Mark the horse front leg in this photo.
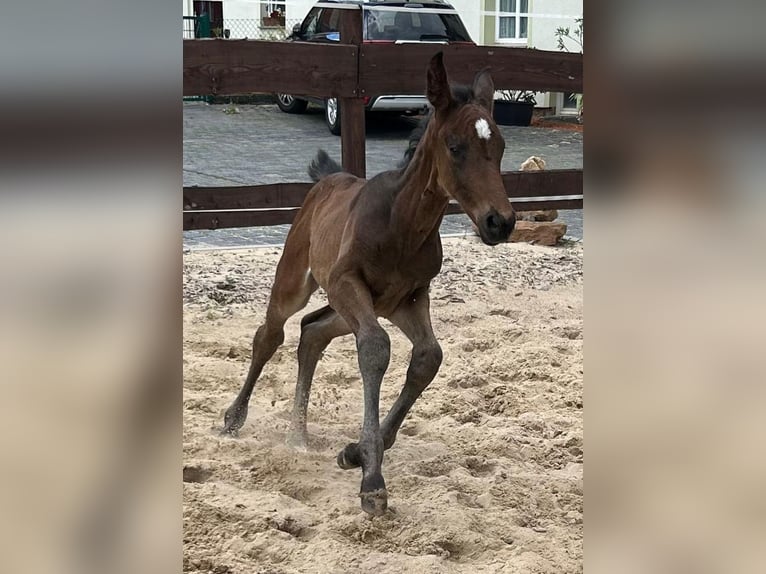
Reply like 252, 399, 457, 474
381, 287, 442, 450
328, 272, 390, 516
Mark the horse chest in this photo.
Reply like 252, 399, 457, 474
366, 242, 442, 314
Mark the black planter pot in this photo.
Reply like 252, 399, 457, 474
493, 100, 534, 126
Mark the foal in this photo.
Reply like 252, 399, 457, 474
223, 53, 516, 515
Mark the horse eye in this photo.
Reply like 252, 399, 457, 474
448, 143, 460, 155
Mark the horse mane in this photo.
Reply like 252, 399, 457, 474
398, 84, 476, 169
306, 84, 478, 182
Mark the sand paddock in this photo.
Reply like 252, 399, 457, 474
183, 237, 583, 573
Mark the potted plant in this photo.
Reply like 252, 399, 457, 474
263, 9, 286, 28
493, 90, 537, 126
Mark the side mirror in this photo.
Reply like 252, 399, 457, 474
291, 23, 302, 38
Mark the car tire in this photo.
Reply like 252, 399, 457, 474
325, 98, 341, 135
276, 93, 308, 114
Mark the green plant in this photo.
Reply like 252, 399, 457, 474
495, 90, 537, 105
555, 18, 583, 118
555, 18, 583, 52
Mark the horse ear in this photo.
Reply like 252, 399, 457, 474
472, 68, 495, 114
426, 52, 452, 112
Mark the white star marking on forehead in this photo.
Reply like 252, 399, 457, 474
475, 118, 492, 140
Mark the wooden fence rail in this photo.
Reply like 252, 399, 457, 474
183, 170, 582, 231
182, 41, 582, 98
183, 6, 583, 230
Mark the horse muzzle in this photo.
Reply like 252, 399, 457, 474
478, 208, 515, 246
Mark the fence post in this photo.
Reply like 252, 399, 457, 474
339, 7, 365, 178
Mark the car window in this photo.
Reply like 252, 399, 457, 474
301, 7, 321, 38
317, 8, 340, 34
327, 8, 341, 32
364, 9, 472, 42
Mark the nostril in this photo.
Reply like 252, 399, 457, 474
486, 213, 502, 230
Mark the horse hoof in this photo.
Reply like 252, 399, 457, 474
286, 430, 308, 450
360, 488, 388, 516
336, 443, 361, 469
222, 405, 247, 436
220, 424, 240, 437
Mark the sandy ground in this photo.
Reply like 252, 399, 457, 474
183, 237, 583, 574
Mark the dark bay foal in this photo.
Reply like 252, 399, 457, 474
222, 53, 516, 515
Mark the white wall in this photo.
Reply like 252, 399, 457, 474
449, 0, 482, 44
527, 0, 582, 52
181, 1, 581, 44
221, 0, 265, 20
286, 0, 315, 23
529, 1, 581, 110
182, 1, 296, 21
438, 1, 583, 51
476, 0, 581, 110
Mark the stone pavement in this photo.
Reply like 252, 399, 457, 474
183, 102, 582, 248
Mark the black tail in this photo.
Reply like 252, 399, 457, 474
308, 149, 343, 182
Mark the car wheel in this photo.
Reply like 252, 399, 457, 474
276, 93, 308, 114
325, 98, 341, 135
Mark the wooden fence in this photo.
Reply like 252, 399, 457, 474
183, 7, 582, 230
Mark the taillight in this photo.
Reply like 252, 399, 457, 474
363, 96, 371, 106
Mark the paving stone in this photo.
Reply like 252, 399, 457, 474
183, 102, 582, 248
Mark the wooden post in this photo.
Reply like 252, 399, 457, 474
339, 7, 365, 178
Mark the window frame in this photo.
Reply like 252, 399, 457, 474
495, 0, 530, 45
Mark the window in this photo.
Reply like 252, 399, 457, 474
260, 2, 285, 18
193, 1, 224, 38
265, 2, 285, 14
363, 9, 471, 42
562, 92, 578, 110
317, 8, 340, 34
497, 0, 529, 42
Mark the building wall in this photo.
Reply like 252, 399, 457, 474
182, 0, 290, 19
448, 0, 482, 43
477, 0, 582, 48
183, 0, 581, 47
221, 0, 262, 20
528, 0, 582, 52
479, 0, 581, 111
286, 0, 315, 23
183, 1, 294, 39
182, 1, 580, 112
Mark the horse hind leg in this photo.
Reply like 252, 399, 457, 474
221, 235, 316, 436
287, 305, 351, 449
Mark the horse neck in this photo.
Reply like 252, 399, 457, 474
391, 125, 449, 248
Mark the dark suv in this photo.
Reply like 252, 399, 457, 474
276, 0, 473, 134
